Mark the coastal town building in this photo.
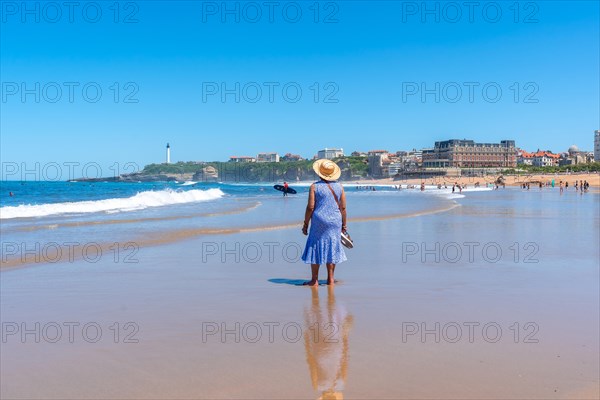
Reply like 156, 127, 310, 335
517, 149, 534, 165
422, 139, 517, 168
410, 149, 424, 162
367, 150, 391, 178
518, 150, 562, 167
595, 130, 600, 162
385, 150, 422, 175
256, 152, 280, 163
533, 151, 560, 167
388, 162, 403, 176
559, 145, 594, 166
317, 148, 344, 160
229, 156, 256, 163
281, 153, 303, 161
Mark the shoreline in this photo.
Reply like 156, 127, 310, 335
0, 201, 460, 270
355, 172, 600, 188
50, 171, 600, 188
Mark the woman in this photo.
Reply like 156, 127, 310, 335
301, 159, 347, 286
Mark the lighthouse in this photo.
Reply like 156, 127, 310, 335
166, 143, 171, 164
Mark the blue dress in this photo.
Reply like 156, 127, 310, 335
302, 180, 347, 265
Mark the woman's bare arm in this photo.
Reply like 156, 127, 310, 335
302, 184, 316, 235
340, 185, 347, 232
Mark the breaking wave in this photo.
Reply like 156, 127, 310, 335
0, 189, 225, 219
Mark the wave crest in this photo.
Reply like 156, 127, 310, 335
0, 189, 225, 219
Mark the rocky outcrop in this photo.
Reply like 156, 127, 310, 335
192, 166, 219, 182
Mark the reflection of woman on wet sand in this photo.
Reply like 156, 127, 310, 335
304, 286, 354, 400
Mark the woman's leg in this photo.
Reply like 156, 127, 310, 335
326, 263, 336, 285
305, 264, 319, 286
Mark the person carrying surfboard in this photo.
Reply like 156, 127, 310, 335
283, 181, 289, 196
301, 159, 347, 286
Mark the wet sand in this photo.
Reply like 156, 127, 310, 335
1, 196, 458, 270
1, 189, 598, 399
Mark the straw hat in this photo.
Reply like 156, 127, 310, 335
313, 159, 341, 181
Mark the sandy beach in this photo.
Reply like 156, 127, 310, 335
1, 187, 598, 399
356, 172, 600, 188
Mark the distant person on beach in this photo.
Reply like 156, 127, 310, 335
283, 182, 289, 196
565, 181, 569, 190
302, 159, 347, 286
9, 192, 13, 197
452, 184, 455, 193
560, 181, 563, 194
420, 182, 425, 191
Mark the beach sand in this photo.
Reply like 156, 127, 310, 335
358, 172, 600, 188
1, 189, 598, 399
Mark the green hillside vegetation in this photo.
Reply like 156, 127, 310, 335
139, 156, 370, 181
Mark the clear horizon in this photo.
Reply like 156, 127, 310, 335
2, 1, 599, 179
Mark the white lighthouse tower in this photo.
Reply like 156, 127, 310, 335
166, 143, 171, 164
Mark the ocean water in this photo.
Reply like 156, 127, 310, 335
0, 180, 465, 268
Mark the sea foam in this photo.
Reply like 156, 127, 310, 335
0, 189, 225, 219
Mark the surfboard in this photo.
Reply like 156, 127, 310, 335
273, 185, 297, 194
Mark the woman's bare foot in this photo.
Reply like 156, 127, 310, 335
327, 278, 335, 286
303, 279, 318, 286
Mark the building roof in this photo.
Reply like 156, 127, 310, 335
519, 151, 534, 158
519, 150, 560, 159
534, 151, 559, 159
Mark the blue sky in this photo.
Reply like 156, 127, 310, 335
1, 1, 599, 178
